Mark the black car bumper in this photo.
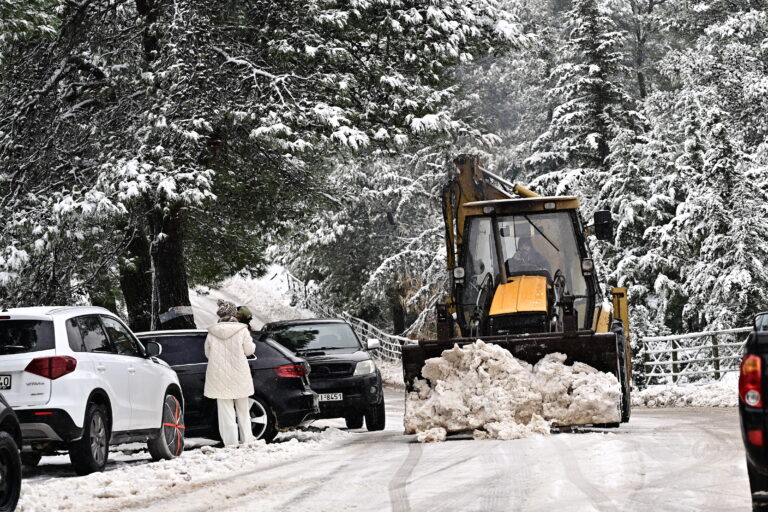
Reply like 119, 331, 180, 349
16, 409, 82, 444
275, 390, 319, 428
742, 403, 768, 470
310, 372, 382, 419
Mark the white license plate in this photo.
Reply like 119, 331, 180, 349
318, 393, 343, 402
0, 375, 11, 390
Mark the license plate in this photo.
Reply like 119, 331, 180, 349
318, 393, 343, 402
0, 375, 11, 390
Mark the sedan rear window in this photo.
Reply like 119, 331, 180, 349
142, 335, 206, 366
0, 320, 55, 354
268, 323, 360, 353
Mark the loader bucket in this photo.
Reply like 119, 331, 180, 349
402, 330, 629, 425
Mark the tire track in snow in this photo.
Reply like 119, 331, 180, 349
388, 441, 422, 512
551, 435, 620, 512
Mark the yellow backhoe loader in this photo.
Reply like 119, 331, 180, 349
402, 154, 632, 425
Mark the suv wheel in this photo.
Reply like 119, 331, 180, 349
249, 396, 277, 443
344, 413, 363, 430
20, 451, 42, 468
0, 432, 21, 512
69, 402, 110, 475
365, 400, 386, 431
148, 394, 185, 461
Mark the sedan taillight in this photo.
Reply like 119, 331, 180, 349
740, 354, 763, 407
274, 364, 307, 378
25, 356, 77, 380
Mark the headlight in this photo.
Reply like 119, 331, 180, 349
353, 360, 376, 376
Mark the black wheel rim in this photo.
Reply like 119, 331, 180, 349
162, 396, 185, 456
0, 450, 10, 507
249, 399, 268, 439
90, 414, 107, 466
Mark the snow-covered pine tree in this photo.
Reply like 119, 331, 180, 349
526, 0, 642, 202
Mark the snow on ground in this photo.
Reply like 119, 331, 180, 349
376, 359, 404, 389
404, 340, 621, 441
632, 374, 738, 408
190, 265, 315, 329
20, 428, 351, 512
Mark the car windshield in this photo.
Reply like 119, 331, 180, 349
0, 320, 55, 354
268, 323, 360, 352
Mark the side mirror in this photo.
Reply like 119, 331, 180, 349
756, 313, 768, 332
366, 338, 381, 351
594, 210, 614, 241
145, 341, 162, 357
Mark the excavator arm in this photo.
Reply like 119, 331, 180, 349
443, 154, 538, 274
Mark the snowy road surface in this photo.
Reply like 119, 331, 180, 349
22, 389, 750, 512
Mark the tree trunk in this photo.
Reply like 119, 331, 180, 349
391, 292, 405, 335
148, 207, 196, 330
119, 229, 153, 332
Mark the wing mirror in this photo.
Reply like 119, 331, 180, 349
756, 313, 768, 332
593, 210, 614, 241
145, 341, 162, 357
366, 338, 381, 351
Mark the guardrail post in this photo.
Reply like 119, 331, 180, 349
711, 335, 720, 381
671, 338, 678, 384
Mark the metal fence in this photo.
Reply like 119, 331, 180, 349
281, 270, 414, 363
639, 327, 750, 384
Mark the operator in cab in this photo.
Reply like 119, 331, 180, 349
507, 234, 548, 273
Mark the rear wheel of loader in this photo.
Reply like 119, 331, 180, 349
613, 321, 631, 423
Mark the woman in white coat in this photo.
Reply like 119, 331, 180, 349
204, 300, 256, 446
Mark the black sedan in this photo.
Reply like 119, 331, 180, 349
261, 319, 385, 431
740, 312, 768, 509
136, 329, 319, 443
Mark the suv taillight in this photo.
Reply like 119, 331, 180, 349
274, 364, 307, 378
25, 356, 77, 380
740, 354, 763, 407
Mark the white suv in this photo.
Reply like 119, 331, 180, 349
0, 306, 185, 474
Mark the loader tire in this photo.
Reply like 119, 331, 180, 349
613, 321, 631, 423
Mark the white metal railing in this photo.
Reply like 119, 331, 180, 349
281, 270, 414, 363
639, 327, 751, 384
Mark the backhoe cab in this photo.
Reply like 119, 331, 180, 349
402, 155, 632, 426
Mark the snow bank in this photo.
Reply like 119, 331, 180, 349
19, 428, 350, 512
190, 265, 315, 329
632, 377, 737, 408
404, 340, 621, 441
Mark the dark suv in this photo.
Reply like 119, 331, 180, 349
741, 312, 768, 510
136, 329, 319, 443
261, 319, 385, 431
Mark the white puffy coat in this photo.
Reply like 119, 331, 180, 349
204, 322, 256, 399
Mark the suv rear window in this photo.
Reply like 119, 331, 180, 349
143, 335, 206, 366
0, 320, 55, 354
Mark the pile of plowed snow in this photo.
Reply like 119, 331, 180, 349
632, 377, 737, 408
404, 340, 621, 442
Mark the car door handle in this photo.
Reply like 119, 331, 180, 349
95, 365, 106, 372
128, 367, 136, 375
